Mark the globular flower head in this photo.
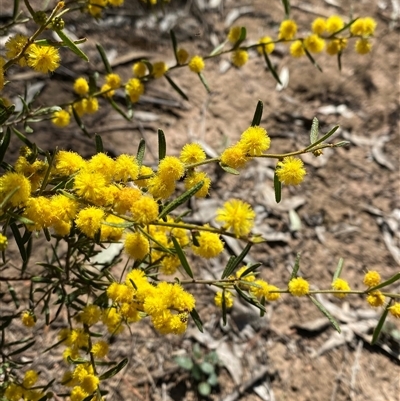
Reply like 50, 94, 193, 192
114, 154, 139, 182
131, 195, 159, 224
191, 227, 224, 259
26, 44, 60, 73
239, 126, 271, 156
332, 278, 351, 298
326, 38, 348, 55
78, 304, 102, 326
231, 49, 248, 68
113, 186, 142, 214
75, 206, 105, 238
388, 303, 400, 319
105, 73, 121, 89
326, 15, 344, 34
73, 77, 89, 96
184, 171, 211, 198
147, 175, 176, 200
176, 48, 189, 64
157, 156, 185, 182
278, 20, 298, 41
290, 40, 305, 57
0, 234, 8, 251
160, 255, 181, 275
350, 17, 377, 36
132, 61, 147, 77
304, 34, 325, 53
180, 143, 206, 165
54, 150, 86, 176
366, 291, 385, 308
87, 153, 114, 182
52, 109, 71, 127
5, 34, 28, 66
91, 340, 109, 358
152, 61, 168, 78
124, 231, 149, 260
215, 291, 234, 309
21, 310, 36, 327
88, 0, 107, 18
257, 36, 275, 55
227, 26, 242, 43
0, 172, 31, 207
355, 38, 372, 54
188, 55, 205, 73
276, 156, 306, 185
311, 18, 326, 35
363, 270, 381, 287
215, 199, 255, 237
73, 170, 107, 204
23, 370, 39, 388
84, 97, 99, 114
288, 277, 309, 296
126, 78, 144, 103
220, 144, 249, 169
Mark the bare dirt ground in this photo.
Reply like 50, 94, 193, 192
1, 0, 400, 400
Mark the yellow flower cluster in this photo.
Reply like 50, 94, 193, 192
220, 125, 271, 169
4, 370, 45, 401
106, 269, 195, 335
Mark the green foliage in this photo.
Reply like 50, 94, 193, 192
175, 343, 221, 397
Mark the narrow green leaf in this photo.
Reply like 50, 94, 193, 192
170, 30, 178, 63
304, 48, 322, 72
219, 163, 240, 175
158, 128, 166, 161
282, 0, 290, 18
11, 127, 36, 151
234, 285, 266, 312
95, 134, 104, 153
0, 103, 15, 125
8, 340, 36, 356
198, 72, 211, 93
5, 211, 34, 226
171, 236, 193, 278
136, 138, 146, 168
290, 253, 301, 280
108, 97, 131, 121
7, 283, 19, 308
96, 43, 112, 74
221, 243, 253, 279
367, 273, 400, 293
371, 303, 390, 345
71, 106, 90, 138
310, 117, 319, 144
0, 315, 13, 330
158, 181, 203, 220
164, 74, 189, 101
251, 100, 263, 126
221, 255, 236, 279
334, 141, 350, 147
10, 223, 27, 262
332, 258, 344, 283
0, 127, 11, 164
209, 40, 227, 56
274, 171, 282, 203
221, 290, 227, 326
98, 358, 128, 380
233, 27, 247, 49
238, 263, 262, 278
55, 29, 89, 62
263, 49, 282, 85
337, 51, 342, 72
309, 295, 341, 333
190, 308, 204, 332
304, 125, 340, 151
12, 0, 20, 20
